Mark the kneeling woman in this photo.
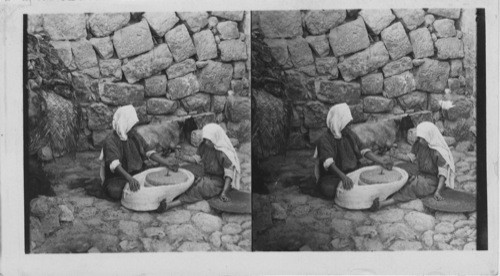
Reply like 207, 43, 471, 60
316, 103, 393, 199
372, 121, 456, 210
165, 123, 241, 210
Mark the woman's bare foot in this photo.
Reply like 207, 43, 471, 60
155, 199, 167, 213
368, 198, 380, 212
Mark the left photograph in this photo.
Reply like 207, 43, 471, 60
25, 11, 251, 253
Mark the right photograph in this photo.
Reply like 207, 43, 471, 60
252, 9, 483, 251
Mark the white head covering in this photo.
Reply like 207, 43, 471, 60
416, 121, 456, 188
112, 105, 139, 141
202, 123, 241, 190
326, 103, 353, 139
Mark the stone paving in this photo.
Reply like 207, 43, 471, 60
29, 142, 251, 253
253, 141, 477, 251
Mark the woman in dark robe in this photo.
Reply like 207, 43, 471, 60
315, 103, 393, 199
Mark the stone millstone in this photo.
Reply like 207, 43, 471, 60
145, 170, 188, 186
422, 188, 476, 213
359, 168, 402, 185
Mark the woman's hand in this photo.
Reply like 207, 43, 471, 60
434, 191, 444, 201
220, 192, 231, 202
341, 175, 354, 190
381, 160, 393, 170
128, 177, 140, 192
167, 163, 179, 172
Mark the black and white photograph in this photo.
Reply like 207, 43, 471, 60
252, 8, 486, 252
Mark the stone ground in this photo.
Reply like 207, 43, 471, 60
253, 140, 477, 251
29, 142, 251, 253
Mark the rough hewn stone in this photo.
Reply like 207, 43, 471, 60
112, 20, 154, 59
167, 73, 200, 100
303, 10, 346, 35
233, 62, 246, 79
198, 61, 233, 94
258, 10, 303, 38
87, 103, 113, 130
384, 71, 416, 98
121, 44, 174, 83
409, 28, 434, 59
181, 93, 211, 112
369, 209, 404, 223
99, 59, 122, 81
435, 37, 464, 60
219, 40, 248, 62
71, 40, 98, 70
359, 9, 396, 35
99, 82, 144, 105
27, 14, 44, 35
378, 222, 417, 241
211, 11, 244, 21
361, 73, 383, 95
433, 19, 457, 38
212, 95, 227, 113
415, 58, 450, 93
166, 59, 196, 79
89, 37, 114, 59
177, 12, 209, 33
192, 212, 223, 233
405, 211, 436, 232
329, 17, 370, 57
450, 59, 463, 77
71, 71, 99, 101
143, 12, 179, 37
382, 56, 413, 77
398, 91, 427, 110
144, 75, 167, 97
192, 30, 218, 61
305, 35, 330, 57
337, 42, 390, 82
392, 9, 425, 31
50, 41, 74, 69
427, 9, 461, 19
264, 39, 291, 68
331, 219, 354, 237
146, 98, 178, 115
43, 14, 87, 40
389, 240, 422, 251
217, 21, 239, 40
88, 13, 130, 37
231, 78, 249, 97
363, 96, 394, 113
381, 22, 413, 60
226, 96, 251, 123
444, 97, 473, 121
287, 37, 314, 67
303, 101, 328, 128
315, 57, 338, 78
165, 24, 197, 62
316, 80, 361, 105
285, 70, 314, 100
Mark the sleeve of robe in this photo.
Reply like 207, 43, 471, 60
317, 134, 337, 170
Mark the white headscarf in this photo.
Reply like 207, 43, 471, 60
326, 103, 353, 139
416, 121, 456, 188
202, 123, 241, 190
112, 105, 139, 141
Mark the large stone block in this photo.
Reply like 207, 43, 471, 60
435, 37, 464, 60
49, 41, 74, 69
112, 20, 154, 59
212, 95, 227, 113
217, 21, 239, 40
409, 27, 434, 59
165, 24, 197, 62
71, 40, 98, 70
233, 62, 246, 79
198, 61, 233, 94
392, 9, 425, 31
42, 14, 87, 40
384, 71, 416, 98
433, 19, 457, 38
143, 12, 179, 37
264, 39, 291, 68
363, 96, 394, 113
99, 82, 144, 105
211, 11, 244, 21
144, 75, 167, 97
192, 30, 218, 61
359, 9, 396, 35
443, 96, 473, 121
316, 80, 361, 105
89, 37, 114, 59
315, 57, 338, 78
285, 70, 314, 101
167, 73, 200, 100
88, 13, 130, 37
337, 42, 390, 82
382, 56, 413, 77
166, 59, 196, 79
415, 58, 450, 93
303, 101, 328, 128
258, 10, 303, 38
329, 17, 370, 57
71, 71, 99, 101
427, 9, 461, 19
231, 79, 249, 97
146, 98, 177, 115
398, 91, 428, 110
181, 93, 211, 113
87, 103, 114, 130
305, 35, 331, 57
219, 40, 248, 62
177, 12, 209, 33
99, 59, 122, 81
226, 96, 251, 123
121, 44, 174, 84
350, 103, 366, 123
287, 37, 314, 67
381, 22, 412, 60
303, 10, 346, 35
361, 73, 383, 95
450, 59, 463, 77
27, 14, 43, 35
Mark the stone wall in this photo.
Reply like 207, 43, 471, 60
28, 11, 250, 151
254, 9, 476, 149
